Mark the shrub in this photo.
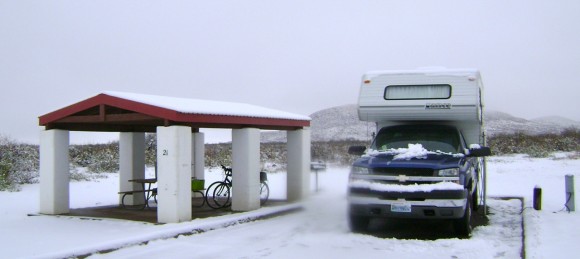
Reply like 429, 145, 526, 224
0, 136, 39, 190
205, 143, 233, 168
0, 161, 14, 191
70, 142, 119, 173
487, 129, 580, 157
2, 128, 579, 192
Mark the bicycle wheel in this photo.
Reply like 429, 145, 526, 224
192, 190, 206, 208
205, 181, 226, 209
260, 182, 269, 205
213, 182, 231, 208
207, 182, 230, 209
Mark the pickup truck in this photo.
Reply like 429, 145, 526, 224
347, 124, 491, 236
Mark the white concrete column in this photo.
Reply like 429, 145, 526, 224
287, 127, 311, 202
156, 126, 192, 223
192, 132, 205, 198
119, 132, 145, 205
39, 129, 70, 214
232, 128, 260, 211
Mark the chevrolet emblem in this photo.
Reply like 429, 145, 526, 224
397, 175, 409, 182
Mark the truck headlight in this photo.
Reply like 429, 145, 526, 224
350, 166, 370, 175
438, 168, 459, 176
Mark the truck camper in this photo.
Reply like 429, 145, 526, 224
347, 68, 491, 237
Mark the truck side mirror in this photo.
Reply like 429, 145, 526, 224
348, 146, 366, 156
468, 146, 492, 157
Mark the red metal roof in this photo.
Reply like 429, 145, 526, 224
39, 92, 310, 132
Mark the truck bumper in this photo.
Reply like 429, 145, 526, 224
348, 190, 468, 219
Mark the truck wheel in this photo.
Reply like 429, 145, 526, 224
454, 195, 472, 237
472, 186, 479, 212
348, 214, 370, 233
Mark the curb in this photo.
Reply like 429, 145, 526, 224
35, 203, 303, 259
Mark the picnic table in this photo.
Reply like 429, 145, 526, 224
119, 178, 206, 209
118, 178, 157, 209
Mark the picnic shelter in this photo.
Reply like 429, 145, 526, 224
38, 91, 311, 223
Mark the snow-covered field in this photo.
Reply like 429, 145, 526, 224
1, 154, 579, 258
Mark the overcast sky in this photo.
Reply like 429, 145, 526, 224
1, 0, 579, 144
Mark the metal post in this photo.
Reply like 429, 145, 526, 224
533, 186, 542, 210
315, 168, 319, 192
310, 162, 326, 193
565, 175, 575, 212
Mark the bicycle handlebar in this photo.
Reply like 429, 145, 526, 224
221, 164, 233, 175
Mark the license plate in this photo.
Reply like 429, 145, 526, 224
391, 202, 412, 213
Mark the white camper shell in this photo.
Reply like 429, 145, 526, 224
357, 68, 485, 146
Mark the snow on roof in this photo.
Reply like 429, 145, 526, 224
103, 91, 311, 121
364, 67, 480, 78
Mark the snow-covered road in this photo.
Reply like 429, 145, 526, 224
89, 168, 522, 259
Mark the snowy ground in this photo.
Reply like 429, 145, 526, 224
1, 154, 579, 259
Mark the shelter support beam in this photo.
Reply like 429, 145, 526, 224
287, 127, 311, 201
192, 132, 205, 198
119, 132, 145, 205
156, 126, 192, 223
39, 129, 70, 214
232, 128, 260, 211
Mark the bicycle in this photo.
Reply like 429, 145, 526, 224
205, 164, 270, 209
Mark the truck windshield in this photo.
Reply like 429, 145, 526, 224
372, 125, 462, 153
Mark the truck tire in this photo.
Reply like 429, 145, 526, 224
472, 186, 480, 212
454, 194, 472, 237
348, 214, 370, 233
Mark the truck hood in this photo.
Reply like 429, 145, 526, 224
354, 152, 465, 170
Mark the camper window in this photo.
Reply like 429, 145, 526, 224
384, 84, 451, 100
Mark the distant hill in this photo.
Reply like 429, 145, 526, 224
486, 111, 580, 136
261, 105, 580, 142
261, 104, 374, 143
532, 115, 580, 129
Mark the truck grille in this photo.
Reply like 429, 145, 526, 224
371, 168, 434, 177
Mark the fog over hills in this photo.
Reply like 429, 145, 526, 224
531, 115, 580, 129
261, 104, 374, 143
261, 105, 580, 143
486, 110, 580, 136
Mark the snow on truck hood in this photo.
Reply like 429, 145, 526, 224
349, 180, 464, 192
364, 144, 465, 160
